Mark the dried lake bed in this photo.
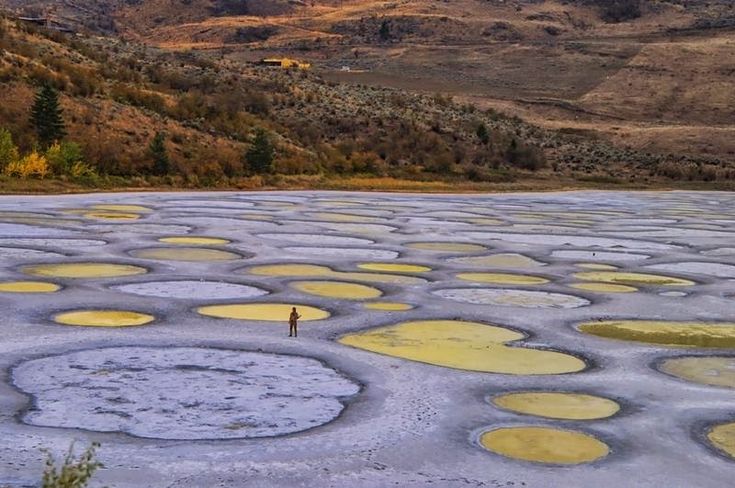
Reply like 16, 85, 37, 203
0, 190, 734, 487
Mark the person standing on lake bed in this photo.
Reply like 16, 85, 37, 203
289, 307, 301, 337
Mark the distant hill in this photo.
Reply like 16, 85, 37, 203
0, 0, 733, 189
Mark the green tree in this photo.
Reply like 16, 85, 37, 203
46, 141, 84, 175
0, 128, 19, 171
476, 123, 489, 145
31, 84, 67, 148
379, 19, 391, 42
148, 132, 170, 176
245, 128, 275, 174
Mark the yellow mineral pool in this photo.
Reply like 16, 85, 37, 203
579, 320, 735, 348
492, 391, 620, 420
197, 303, 330, 321
22, 263, 147, 279
54, 310, 154, 327
480, 427, 609, 465
0, 281, 61, 293
339, 320, 585, 375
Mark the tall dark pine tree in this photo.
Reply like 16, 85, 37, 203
379, 19, 391, 42
30, 84, 66, 148
246, 128, 275, 174
149, 132, 170, 176
476, 123, 490, 145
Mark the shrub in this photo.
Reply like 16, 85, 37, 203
45, 141, 84, 175
41, 442, 102, 488
0, 128, 19, 170
505, 138, 547, 171
597, 0, 641, 23
4, 151, 49, 178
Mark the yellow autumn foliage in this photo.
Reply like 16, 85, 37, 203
4, 152, 50, 178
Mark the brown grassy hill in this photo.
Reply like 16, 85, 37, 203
90, 0, 735, 166
0, 0, 733, 189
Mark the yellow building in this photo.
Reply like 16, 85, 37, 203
261, 58, 311, 69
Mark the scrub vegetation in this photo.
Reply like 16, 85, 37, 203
41, 442, 101, 488
0, 8, 733, 192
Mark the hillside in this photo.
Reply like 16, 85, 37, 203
0, 1, 733, 190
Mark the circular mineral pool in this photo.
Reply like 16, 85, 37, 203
363, 302, 414, 311
54, 310, 154, 327
573, 271, 694, 287
22, 263, 147, 279
406, 242, 486, 253
158, 236, 231, 245
433, 288, 589, 309
112, 280, 268, 300
576, 263, 619, 270
449, 254, 544, 268
0, 281, 60, 293
197, 303, 330, 322
130, 247, 241, 262
283, 247, 399, 260
12, 346, 359, 440
83, 211, 141, 220
708, 423, 735, 459
247, 264, 426, 285
290, 281, 382, 300
578, 320, 735, 348
479, 427, 609, 465
91, 204, 151, 213
357, 263, 431, 273
456, 273, 550, 285
658, 356, 735, 388
491, 392, 620, 420
308, 212, 379, 223
339, 320, 585, 375
569, 283, 638, 293
257, 233, 373, 246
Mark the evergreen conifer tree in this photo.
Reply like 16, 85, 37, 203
245, 128, 275, 174
30, 85, 66, 148
148, 132, 170, 176
476, 123, 489, 145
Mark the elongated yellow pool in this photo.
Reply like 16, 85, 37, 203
54, 310, 154, 327
290, 281, 382, 300
569, 283, 638, 293
457, 273, 550, 285
492, 392, 620, 420
158, 237, 231, 245
22, 263, 147, 279
339, 320, 585, 375
131, 247, 240, 261
578, 320, 735, 347
91, 204, 152, 213
0, 281, 61, 293
357, 263, 431, 273
197, 303, 330, 321
573, 271, 694, 286
83, 211, 141, 220
480, 427, 609, 464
